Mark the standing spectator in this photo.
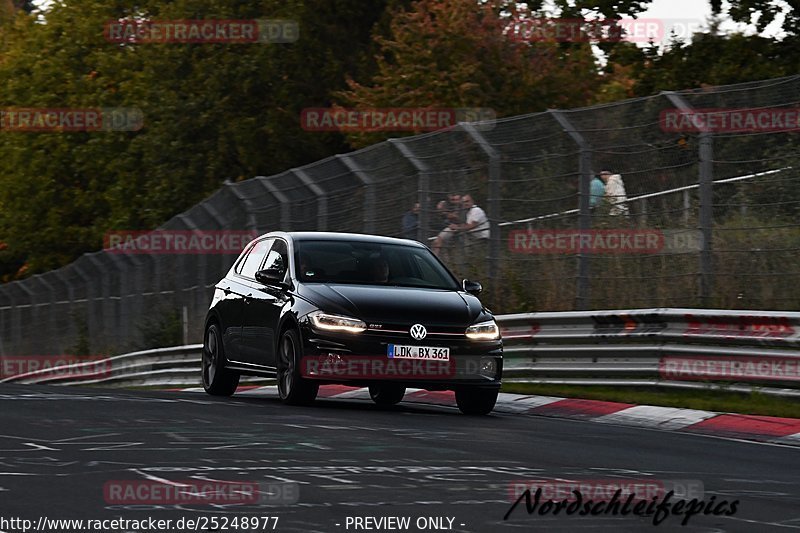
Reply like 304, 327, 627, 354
458, 194, 490, 242
432, 200, 451, 234
590, 173, 606, 208
434, 194, 490, 268
435, 193, 489, 254
401, 202, 420, 240
447, 193, 464, 225
600, 170, 629, 216
431, 194, 465, 255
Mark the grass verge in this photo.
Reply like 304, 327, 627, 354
501, 383, 800, 419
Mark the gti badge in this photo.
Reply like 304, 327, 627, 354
410, 324, 427, 340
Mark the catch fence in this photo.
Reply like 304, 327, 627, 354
1, 75, 799, 356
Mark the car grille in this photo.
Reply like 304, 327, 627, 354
364, 324, 465, 340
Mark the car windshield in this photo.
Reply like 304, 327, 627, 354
294, 240, 459, 290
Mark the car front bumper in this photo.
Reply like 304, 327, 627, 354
298, 322, 503, 390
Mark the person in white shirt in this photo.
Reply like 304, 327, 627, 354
431, 194, 489, 255
458, 194, 490, 239
600, 170, 629, 216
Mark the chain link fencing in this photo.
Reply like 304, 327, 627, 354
1, 74, 799, 358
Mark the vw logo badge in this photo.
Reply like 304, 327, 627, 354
410, 324, 427, 340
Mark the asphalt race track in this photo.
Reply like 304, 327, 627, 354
1, 384, 799, 532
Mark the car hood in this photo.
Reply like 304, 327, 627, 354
297, 283, 484, 326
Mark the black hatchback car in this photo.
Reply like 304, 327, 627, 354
202, 232, 503, 414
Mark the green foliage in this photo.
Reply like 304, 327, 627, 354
626, 33, 799, 96
337, 0, 600, 148
714, 0, 800, 37
136, 305, 182, 350
67, 311, 91, 356
1, 0, 799, 291
0, 0, 394, 276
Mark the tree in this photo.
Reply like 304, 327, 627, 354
714, 0, 800, 37
0, 0, 399, 276
337, 0, 600, 148
622, 32, 799, 96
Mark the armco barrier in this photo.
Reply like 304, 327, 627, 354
3, 309, 800, 396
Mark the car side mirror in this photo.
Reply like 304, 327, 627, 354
255, 267, 286, 287
462, 279, 482, 296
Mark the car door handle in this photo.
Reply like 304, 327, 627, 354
245, 293, 253, 304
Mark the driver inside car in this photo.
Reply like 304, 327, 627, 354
370, 257, 390, 283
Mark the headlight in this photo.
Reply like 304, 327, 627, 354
309, 311, 366, 333
465, 320, 500, 340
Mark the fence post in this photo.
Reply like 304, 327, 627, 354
8, 284, 26, 355
550, 110, 593, 311
224, 181, 260, 231
698, 131, 714, 304
663, 92, 714, 304
291, 168, 328, 231
337, 154, 376, 234
53, 270, 77, 352
683, 189, 691, 225
198, 201, 232, 326
640, 198, 647, 225
105, 253, 137, 350
72, 263, 95, 354
87, 255, 112, 354
0, 286, 7, 369
0, 286, 9, 360
174, 214, 203, 346
0, 285, 14, 362
12, 282, 35, 355
182, 306, 189, 345
30, 275, 57, 355
460, 123, 502, 301
389, 139, 431, 244
255, 177, 292, 231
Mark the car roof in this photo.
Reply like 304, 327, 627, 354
266, 231, 427, 248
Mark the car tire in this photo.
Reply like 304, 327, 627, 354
202, 323, 240, 396
455, 387, 498, 415
369, 384, 406, 406
277, 329, 319, 405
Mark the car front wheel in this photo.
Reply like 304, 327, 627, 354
369, 384, 406, 406
277, 329, 319, 405
455, 387, 498, 415
202, 323, 240, 396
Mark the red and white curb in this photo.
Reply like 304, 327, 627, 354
177, 385, 800, 447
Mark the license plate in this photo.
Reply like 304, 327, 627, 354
387, 344, 450, 361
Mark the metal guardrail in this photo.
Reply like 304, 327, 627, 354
0, 345, 205, 387
2, 309, 800, 396
499, 308, 800, 397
